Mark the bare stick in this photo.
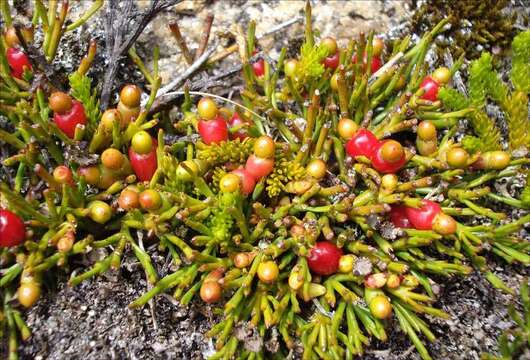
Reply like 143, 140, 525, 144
155, 43, 217, 100
195, 13, 214, 61
169, 21, 194, 65
207, 16, 302, 65
148, 65, 241, 115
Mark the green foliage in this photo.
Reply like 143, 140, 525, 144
197, 138, 254, 167
461, 135, 482, 153
511, 30, 530, 92
469, 111, 502, 151
506, 91, 529, 150
468, 52, 508, 109
68, 72, 101, 135
506, 30, 530, 149
469, 53, 493, 107
485, 69, 509, 109
464, 53, 503, 150
464, 39, 530, 151
296, 42, 328, 83
438, 88, 469, 111
209, 194, 235, 242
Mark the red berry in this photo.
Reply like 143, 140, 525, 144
6, 47, 32, 79
352, 53, 383, 73
129, 139, 157, 182
307, 241, 343, 276
419, 76, 440, 102
53, 100, 87, 138
370, 56, 383, 73
245, 154, 274, 180
0, 209, 25, 247
389, 205, 411, 228
345, 129, 379, 158
198, 115, 228, 145
370, 140, 407, 174
323, 51, 340, 69
228, 112, 249, 141
252, 59, 265, 77
231, 168, 256, 196
405, 200, 441, 231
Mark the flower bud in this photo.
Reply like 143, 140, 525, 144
364, 272, 388, 289
288, 268, 304, 290
233, 253, 251, 268
386, 273, 401, 289
57, 231, 75, 252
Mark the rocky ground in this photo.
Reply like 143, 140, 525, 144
2, 1, 530, 359
17, 255, 530, 360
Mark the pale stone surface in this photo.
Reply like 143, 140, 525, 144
136, 0, 410, 85
63, 0, 410, 86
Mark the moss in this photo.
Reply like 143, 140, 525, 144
411, 0, 519, 59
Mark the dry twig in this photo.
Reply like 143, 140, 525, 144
169, 21, 194, 65
195, 13, 214, 60
100, 0, 181, 108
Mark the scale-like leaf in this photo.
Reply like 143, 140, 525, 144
511, 29, 530, 92
438, 88, 469, 111
506, 91, 529, 150
68, 72, 101, 136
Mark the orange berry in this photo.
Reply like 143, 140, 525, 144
197, 97, 218, 120
18, 280, 41, 308
446, 148, 469, 169
257, 261, 279, 284
101, 148, 125, 170
337, 118, 358, 140
253, 135, 275, 158
321, 37, 338, 56
49, 92, 73, 114
200, 281, 222, 303
369, 295, 392, 319
306, 159, 327, 179
138, 189, 162, 211
118, 188, 140, 211
119, 84, 142, 108
432, 67, 451, 84
380, 140, 404, 164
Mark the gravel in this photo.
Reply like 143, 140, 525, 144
11, 255, 529, 360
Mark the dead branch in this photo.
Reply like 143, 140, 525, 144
147, 16, 301, 115
148, 61, 242, 115
100, 0, 181, 109
207, 16, 303, 65
156, 43, 217, 99
195, 13, 214, 60
169, 21, 194, 65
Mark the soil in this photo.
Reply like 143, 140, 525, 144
16, 255, 530, 360
1, 1, 530, 360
